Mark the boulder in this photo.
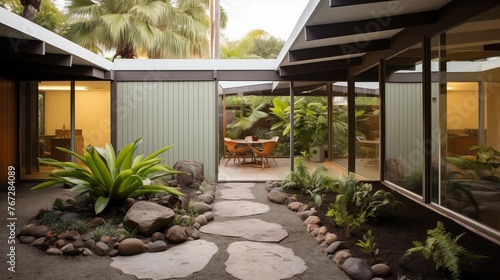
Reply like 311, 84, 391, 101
123, 201, 175, 236
267, 190, 289, 204
173, 160, 204, 188
342, 257, 374, 280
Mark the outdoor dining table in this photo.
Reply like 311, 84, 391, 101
232, 138, 272, 166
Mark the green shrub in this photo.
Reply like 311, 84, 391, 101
404, 221, 486, 280
92, 223, 119, 241
326, 173, 398, 236
282, 157, 336, 206
67, 219, 89, 234
356, 229, 380, 264
32, 137, 184, 214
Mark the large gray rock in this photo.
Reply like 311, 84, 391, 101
123, 201, 175, 236
267, 190, 289, 204
342, 257, 374, 280
173, 160, 204, 188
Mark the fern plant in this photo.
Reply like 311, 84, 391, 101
404, 221, 486, 280
281, 156, 336, 206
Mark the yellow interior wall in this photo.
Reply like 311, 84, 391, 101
44, 90, 110, 149
44, 91, 70, 135
446, 91, 479, 130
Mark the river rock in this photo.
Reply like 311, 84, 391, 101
166, 225, 187, 243
342, 257, 374, 280
118, 238, 144, 256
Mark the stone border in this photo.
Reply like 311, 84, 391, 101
264, 180, 392, 280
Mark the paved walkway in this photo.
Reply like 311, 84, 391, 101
111, 182, 350, 279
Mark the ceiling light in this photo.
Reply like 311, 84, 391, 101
38, 86, 88, 91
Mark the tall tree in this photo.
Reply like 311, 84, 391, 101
1, 0, 65, 31
20, 0, 41, 21
62, 0, 214, 59
221, 30, 284, 59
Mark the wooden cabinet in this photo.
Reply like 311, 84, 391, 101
448, 136, 478, 156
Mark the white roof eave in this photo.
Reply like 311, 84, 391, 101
0, 7, 113, 71
113, 59, 277, 71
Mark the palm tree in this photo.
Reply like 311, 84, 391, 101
62, 0, 213, 59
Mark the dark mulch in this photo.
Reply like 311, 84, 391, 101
290, 182, 500, 280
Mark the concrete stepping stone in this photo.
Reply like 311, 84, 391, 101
200, 218, 288, 242
225, 241, 307, 280
219, 188, 256, 200
223, 183, 256, 189
110, 240, 218, 279
213, 200, 270, 217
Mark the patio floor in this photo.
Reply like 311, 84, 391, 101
218, 157, 379, 182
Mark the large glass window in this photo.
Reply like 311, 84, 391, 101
384, 43, 424, 196
20, 81, 111, 180
433, 7, 500, 232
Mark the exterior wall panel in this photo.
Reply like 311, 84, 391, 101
0, 78, 17, 187
386, 83, 423, 175
116, 81, 217, 180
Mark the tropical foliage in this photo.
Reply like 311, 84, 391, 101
31, 137, 184, 214
326, 173, 398, 236
225, 95, 271, 138
221, 29, 284, 59
0, 0, 66, 32
281, 157, 336, 207
404, 221, 486, 280
62, 0, 223, 59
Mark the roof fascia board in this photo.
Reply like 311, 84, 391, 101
275, 0, 321, 70
288, 39, 390, 62
305, 11, 438, 41
0, 7, 113, 71
330, 0, 393, 8
349, 0, 500, 76
113, 59, 276, 71
279, 57, 362, 76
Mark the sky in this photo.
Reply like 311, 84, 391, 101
220, 0, 308, 40
55, 0, 309, 41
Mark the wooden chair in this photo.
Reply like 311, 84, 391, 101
252, 140, 278, 168
224, 138, 252, 166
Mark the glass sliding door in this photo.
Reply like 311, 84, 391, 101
20, 81, 111, 180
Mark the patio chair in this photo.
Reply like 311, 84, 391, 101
252, 140, 278, 168
357, 136, 377, 166
224, 138, 253, 166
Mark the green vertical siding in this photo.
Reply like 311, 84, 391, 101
385, 83, 424, 174
116, 81, 217, 179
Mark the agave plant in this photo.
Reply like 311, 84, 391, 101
32, 137, 184, 214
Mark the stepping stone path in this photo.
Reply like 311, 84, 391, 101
110, 240, 218, 279
200, 218, 288, 242
110, 181, 349, 280
225, 241, 307, 280
211, 182, 307, 279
